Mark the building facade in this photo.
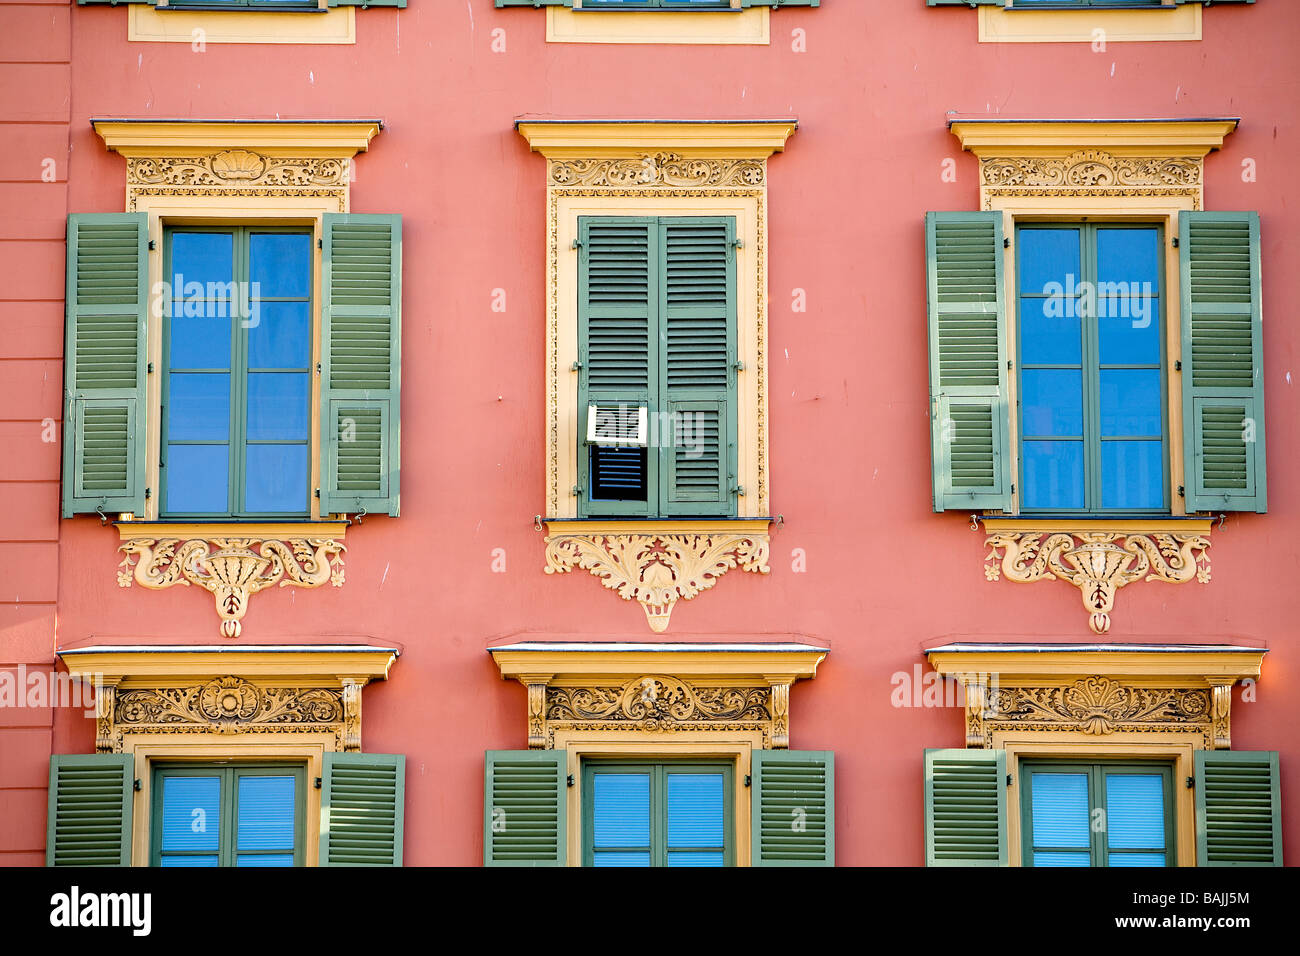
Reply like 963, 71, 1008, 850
0, 0, 1291, 867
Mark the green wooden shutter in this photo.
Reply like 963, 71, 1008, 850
62, 213, 148, 519
321, 213, 401, 517
659, 217, 738, 516
924, 748, 1007, 866
46, 754, 134, 866
926, 211, 1011, 514
751, 750, 834, 866
484, 750, 567, 867
1180, 211, 1266, 513
319, 752, 405, 866
577, 217, 658, 517
1195, 750, 1281, 867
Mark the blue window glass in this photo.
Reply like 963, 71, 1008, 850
586, 763, 731, 867
235, 775, 297, 867
164, 227, 312, 517
1017, 224, 1166, 513
666, 772, 725, 868
1023, 763, 1172, 867
159, 775, 221, 866
1105, 773, 1167, 867
591, 771, 651, 867
153, 765, 302, 867
1029, 772, 1091, 868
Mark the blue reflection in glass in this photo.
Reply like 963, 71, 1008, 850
236, 854, 295, 867
1033, 851, 1091, 867
592, 773, 650, 848
165, 446, 229, 513
1096, 228, 1159, 287
666, 774, 724, 849
1101, 442, 1164, 510
1099, 370, 1162, 436
1019, 297, 1082, 365
1022, 441, 1085, 510
248, 302, 310, 369
167, 373, 230, 441
1098, 299, 1160, 365
1031, 772, 1091, 848
1109, 852, 1167, 867
592, 852, 651, 867
247, 373, 309, 441
1018, 228, 1081, 293
1021, 369, 1083, 437
161, 776, 221, 852
244, 445, 309, 513
161, 856, 220, 867
236, 776, 296, 851
169, 311, 232, 369
170, 232, 233, 294
667, 851, 725, 867
249, 233, 311, 298
1106, 774, 1165, 849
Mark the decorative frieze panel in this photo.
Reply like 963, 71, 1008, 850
980, 150, 1203, 209
544, 528, 770, 633
128, 151, 350, 188
984, 530, 1210, 635
116, 526, 346, 638
548, 153, 765, 189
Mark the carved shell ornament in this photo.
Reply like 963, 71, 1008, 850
210, 149, 267, 181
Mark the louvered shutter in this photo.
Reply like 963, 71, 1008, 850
1195, 750, 1281, 867
46, 754, 134, 866
484, 750, 567, 867
62, 214, 148, 518
319, 752, 405, 866
751, 750, 834, 867
926, 211, 1012, 513
924, 748, 1007, 866
321, 214, 401, 517
1180, 211, 1266, 513
577, 217, 658, 517
659, 218, 738, 516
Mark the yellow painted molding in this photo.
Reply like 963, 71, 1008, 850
60, 644, 398, 684
516, 120, 797, 159
489, 641, 826, 681
926, 644, 1264, 682
978, 5, 1201, 44
117, 521, 348, 541
981, 518, 1211, 535
543, 519, 770, 536
949, 119, 1236, 155
93, 119, 382, 155
546, 8, 769, 45
128, 6, 356, 45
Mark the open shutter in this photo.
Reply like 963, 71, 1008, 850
1180, 211, 1266, 513
1195, 750, 1281, 867
926, 211, 1011, 514
47, 754, 134, 866
924, 748, 1007, 866
659, 218, 738, 516
321, 213, 401, 517
751, 750, 834, 866
484, 750, 567, 867
319, 752, 405, 866
62, 213, 148, 519
577, 217, 657, 517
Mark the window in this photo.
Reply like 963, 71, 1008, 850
164, 0, 316, 7
577, 216, 738, 519
151, 764, 306, 867
581, 0, 731, 7
1016, 223, 1167, 514
1012, 1, 1152, 7
1021, 762, 1173, 867
162, 227, 313, 518
584, 761, 733, 867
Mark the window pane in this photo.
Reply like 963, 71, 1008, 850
1019, 296, 1082, 366
1109, 852, 1167, 867
1018, 228, 1080, 293
1021, 369, 1083, 437
169, 312, 232, 370
1096, 228, 1160, 288
249, 233, 311, 298
1101, 441, 1164, 510
244, 444, 309, 514
167, 373, 230, 442
236, 853, 295, 867
170, 232, 233, 293
1098, 300, 1160, 365
1033, 851, 1091, 867
160, 855, 220, 867
236, 775, 296, 852
591, 773, 651, 848
1030, 772, 1091, 848
247, 372, 310, 441
1099, 370, 1162, 436
160, 775, 221, 852
1106, 773, 1166, 850
667, 851, 725, 867
590, 446, 648, 501
592, 851, 651, 867
1022, 441, 1085, 510
165, 445, 229, 513
248, 302, 311, 369
666, 773, 724, 849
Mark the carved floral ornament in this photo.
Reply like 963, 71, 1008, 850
548, 153, 766, 189
126, 150, 351, 188
979, 150, 1205, 210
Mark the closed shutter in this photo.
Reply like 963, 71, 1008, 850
62, 213, 148, 518
46, 754, 134, 866
924, 748, 1007, 866
1180, 211, 1266, 513
1195, 750, 1281, 867
320, 213, 402, 517
484, 750, 567, 867
751, 750, 834, 867
659, 218, 738, 516
319, 752, 405, 866
926, 211, 1012, 513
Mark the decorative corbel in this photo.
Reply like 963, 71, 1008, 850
95, 683, 119, 754
767, 680, 791, 750
961, 675, 989, 749
515, 675, 552, 749
341, 679, 363, 752
1209, 681, 1234, 751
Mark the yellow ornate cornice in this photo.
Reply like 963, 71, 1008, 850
489, 641, 826, 749
948, 119, 1237, 154
926, 643, 1264, 750
515, 119, 797, 159
543, 520, 771, 633
115, 522, 348, 639
980, 520, 1212, 635
93, 119, 382, 155
59, 644, 397, 754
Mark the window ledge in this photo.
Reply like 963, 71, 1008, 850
128, 6, 356, 45
546, 7, 769, 45
978, 4, 1201, 44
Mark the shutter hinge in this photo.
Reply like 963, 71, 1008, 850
1178, 485, 1186, 498
571, 484, 583, 496
744, 774, 751, 788
316, 362, 322, 374
1007, 775, 1013, 787
1172, 236, 1180, 248
1175, 360, 1182, 371
1003, 237, 1010, 249
731, 484, 746, 496
133, 778, 142, 792
571, 239, 583, 251
570, 361, 583, 371
144, 487, 151, 499
1007, 360, 1013, 371
315, 488, 321, 498
318, 238, 323, 249
315, 777, 323, 790
147, 362, 154, 374
732, 239, 745, 250
733, 360, 745, 371
567, 774, 575, 788
148, 240, 156, 251
1010, 483, 1016, 494
1186, 776, 1195, 789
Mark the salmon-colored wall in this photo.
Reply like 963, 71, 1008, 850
3, 0, 1298, 865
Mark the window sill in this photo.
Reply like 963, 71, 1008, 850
978, 4, 1201, 43
546, 7, 769, 44
980, 516, 1212, 535
128, 5, 356, 44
